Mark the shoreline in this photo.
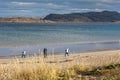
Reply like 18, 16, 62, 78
0, 48, 118, 58
0, 49, 120, 65
0, 39, 120, 47
0, 40, 120, 56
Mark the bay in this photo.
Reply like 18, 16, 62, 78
0, 22, 120, 56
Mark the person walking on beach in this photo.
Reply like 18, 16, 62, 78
22, 51, 26, 58
43, 48, 47, 58
65, 48, 70, 57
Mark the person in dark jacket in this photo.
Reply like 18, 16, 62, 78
43, 48, 47, 58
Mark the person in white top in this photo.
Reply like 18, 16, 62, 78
22, 51, 26, 58
65, 48, 69, 57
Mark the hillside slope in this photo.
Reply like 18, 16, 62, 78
44, 11, 120, 22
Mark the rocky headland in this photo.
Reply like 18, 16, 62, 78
44, 11, 120, 22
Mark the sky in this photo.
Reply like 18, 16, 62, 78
0, 0, 120, 17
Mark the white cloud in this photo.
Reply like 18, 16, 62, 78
96, 3, 111, 8
46, 3, 68, 8
100, 0, 120, 2
11, 2, 36, 6
19, 10, 31, 12
69, 8, 90, 11
71, 0, 120, 3
68, 8, 104, 12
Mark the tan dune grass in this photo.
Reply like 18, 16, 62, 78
0, 50, 120, 80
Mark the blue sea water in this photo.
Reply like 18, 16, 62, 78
0, 22, 120, 56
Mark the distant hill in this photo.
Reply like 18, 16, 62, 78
44, 11, 120, 22
0, 17, 54, 23
1, 11, 120, 23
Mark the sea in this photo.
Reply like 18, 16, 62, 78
0, 22, 120, 56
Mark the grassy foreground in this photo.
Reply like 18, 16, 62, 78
0, 50, 120, 80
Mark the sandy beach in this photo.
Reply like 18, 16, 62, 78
1, 49, 120, 66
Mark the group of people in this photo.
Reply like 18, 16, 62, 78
21, 48, 70, 58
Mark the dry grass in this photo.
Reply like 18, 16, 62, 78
0, 50, 120, 80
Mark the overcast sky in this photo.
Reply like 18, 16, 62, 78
0, 0, 120, 17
